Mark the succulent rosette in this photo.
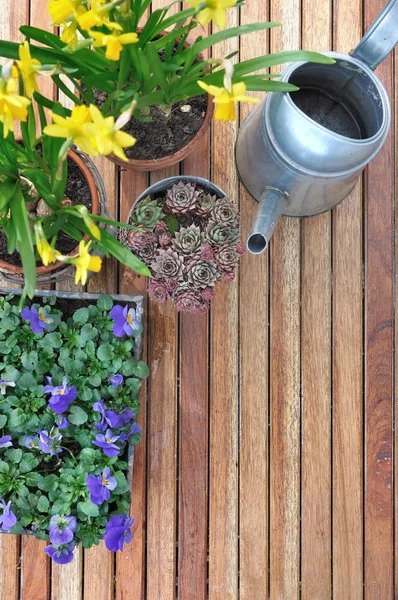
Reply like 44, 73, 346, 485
122, 181, 245, 312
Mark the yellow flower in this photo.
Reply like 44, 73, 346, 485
60, 22, 79, 48
48, 0, 83, 24
89, 30, 139, 61
43, 105, 98, 155
198, 80, 259, 121
77, 0, 122, 31
34, 223, 58, 266
70, 240, 102, 285
0, 78, 31, 137
78, 205, 101, 240
87, 105, 136, 161
188, 0, 238, 29
11, 42, 41, 98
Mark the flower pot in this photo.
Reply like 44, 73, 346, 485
121, 176, 244, 312
0, 147, 107, 285
106, 98, 214, 172
0, 288, 144, 559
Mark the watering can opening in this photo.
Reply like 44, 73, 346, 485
247, 233, 268, 254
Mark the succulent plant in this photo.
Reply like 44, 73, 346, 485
148, 280, 169, 303
124, 231, 158, 261
214, 244, 240, 272
196, 192, 217, 216
158, 232, 172, 247
187, 259, 220, 288
132, 197, 164, 229
200, 242, 215, 261
150, 248, 185, 280
205, 221, 240, 246
165, 182, 200, 214
173, 224, 204, 255
165, 279, 179, 293
211, 197, 238, 225
174, 290, 208, 313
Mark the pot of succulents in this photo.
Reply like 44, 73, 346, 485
0, 289, 148, 565
0, 45, 150, 301
0, 1, 334, 172
119, 175, 245, 312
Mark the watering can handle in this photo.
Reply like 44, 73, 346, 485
351, 0, 398, 69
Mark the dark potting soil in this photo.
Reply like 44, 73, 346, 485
93, 89, 208, 160
0, 155, 92, 267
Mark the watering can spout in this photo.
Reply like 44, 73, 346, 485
247, 188, 287, 254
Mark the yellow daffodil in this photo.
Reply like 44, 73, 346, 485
198, 80, 259, 121
78, 205, 101, 240
188, 0, 238, 29
0, 78, 31, 137
89, 30, 139, 61
11, 42, 41, 98
60, 22, 79, 48
34, 223, 58, 266
44, 105, 98, 156
70, 240, 102, 285
48, 0, 83, 24
87, 104, 136, 161
77, 0, 122, 31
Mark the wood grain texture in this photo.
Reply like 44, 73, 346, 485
116, 170, 149, 600
51, 548, 83, 600
268, 1, 301, 598
332, 0, 364, 596
20, 537, 50, 600
208, 6, 239, 600
83, 543, 114, 600
177, 133, 210, 600
300, 1, 332, 598
363, 0, 394, 595
145, 164, 179, 600
238, 2, 269, 599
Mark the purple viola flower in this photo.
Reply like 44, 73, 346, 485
44, 543, 75, 565
23, 435, 39, 449
119, 422, 141, 442
86, 467, 117, 505
58, 417, 69, 430
104, 514, 134, 552
93, 400, 134, 432
49, 515, 77, 545
20, 306, 52, 334
92, 429, 121, 457
0, 435, 12, 448
109, 374, 123, 388
38, 429, 62, 456
110, 305, 140, 338
43, 376, 77, 414
0, 498, 17, 531
0, 379, 15, 395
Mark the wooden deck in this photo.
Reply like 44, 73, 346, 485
0, 0, 397, 598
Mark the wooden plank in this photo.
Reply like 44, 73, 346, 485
238, 2, 269, 599
176, 136, 210, 599
268, 0, 301, 597
300, 0, 332, 598
116, 169, 149, 600
0, 2, 28, 598
332, 0, 364, 597
363, 0, 394, 595
20, 537, 50, 600
395, 40, 398, 600
51, 549, 83, 600
208, 7, 239, 600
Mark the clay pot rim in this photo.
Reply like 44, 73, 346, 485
0, 148, 100, 276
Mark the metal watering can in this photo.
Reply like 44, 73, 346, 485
235, 0, 398, 253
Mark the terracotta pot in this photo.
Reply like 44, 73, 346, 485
0, 148, 102, 284
107, 97, 214, 172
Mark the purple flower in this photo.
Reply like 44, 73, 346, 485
104, 515, 134, 552
86, 467, 117, 505
44, 543, 75, 565
20, 306, 52, 334
110, 305, 140, 338
109, 374, 123, 388
0, 379, 15, 395
49, 515, 77, 545
0, 435, 12, 448
38, 429, 62, 456
92, 430, 121, 457
43, 377, 77, 414
0, 498, 17, 531
23, 435, 39, 449
119, 422, 141, 442
58, 417, 69, 429
93, 400, 134, 431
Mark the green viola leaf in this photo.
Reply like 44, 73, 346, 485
19, 453, 41, 474
68, 405, 88, 426
39, 474, 59, 492
9, 522, 25, 535
21, 351, 39, 371
132, 361, 149, 379
97, 294, 113, 311
78, 500, 100, 518
73, 307, 89, 325
24, 472, 43, 487
0, 461, 9, 473
36, 495, 50, 513
0, 415, 7, 428
113, 471, 130, 495
7, 448, 22, 464
18, 372, 37, 389
122, 359, 137, 377
97, 344, 114, 362
8, 408, 27, 428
